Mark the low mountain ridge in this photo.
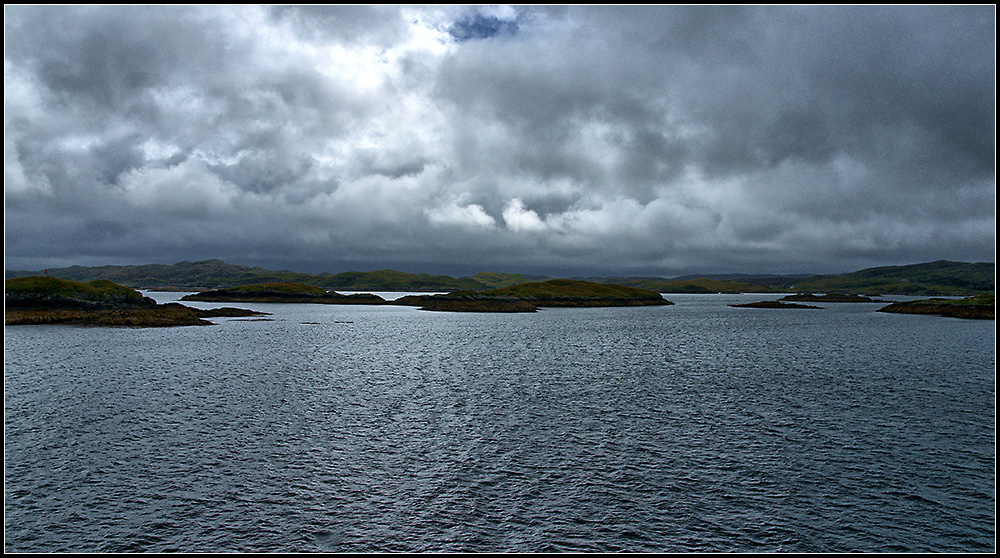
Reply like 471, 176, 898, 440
5, 259, 994, 295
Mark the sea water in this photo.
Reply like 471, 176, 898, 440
4, 293, 995, 552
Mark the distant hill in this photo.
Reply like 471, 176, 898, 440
470, 271, 550, 289
587, 276, 780, 294
623, 260, 995, 295
5, 259, 994, 295
4, 259, 498, 292
788, 261, 995, 295
315, 270, 484, 292
3, 259, 317, 289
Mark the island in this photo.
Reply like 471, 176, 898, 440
778, 293, 887, 303
729, 301, 821, 309
876, 294, 994, 320
5, 276, 268, 327
394, 279, 674, 312
176, 279, 674, 313
180, 282, 387, 304
180, 279, 673, 312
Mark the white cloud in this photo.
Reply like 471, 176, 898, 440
119, 159, 239, 215
426, 199, 496, 228
502, 198, 548, 232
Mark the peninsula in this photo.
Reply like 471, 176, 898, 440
876, 294, 994, 320
394, 279, 674, 312
5, 276, 267, 327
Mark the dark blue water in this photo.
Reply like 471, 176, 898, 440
4, 293, 995, 552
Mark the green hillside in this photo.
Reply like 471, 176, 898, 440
316, 270, 484, 291
5, 259, 994, 295
480, 279, 669, 301
598, 277, 777, 294
5, 276, 149, 306
4, 260, 490, 291
470, 271, 547, 289
4, 259, 316, 289
223, 282, 328, 295
790, 261, 994, 295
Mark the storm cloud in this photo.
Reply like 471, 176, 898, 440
4, 5, 995, 276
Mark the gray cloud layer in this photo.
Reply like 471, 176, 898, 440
4, 5, 995, 276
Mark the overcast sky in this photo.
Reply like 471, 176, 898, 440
4, 5, 995, 277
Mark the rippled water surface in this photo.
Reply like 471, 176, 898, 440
5, 293, 995, 552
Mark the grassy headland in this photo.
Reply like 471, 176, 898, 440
876, 294, 995, 320
5, 276, 267, 326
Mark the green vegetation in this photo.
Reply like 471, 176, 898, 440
876, 294, 995, 320
315, 270, 484, 292
4, 276, 268, 326
597, 277, 776, 294
183, 279, 671, 312
470, 272, 548, 289
478, 279, 669, 301
221, 282, 328, 295
786, 261, 995, 295
181, 282, 386, 304
5, 276, 149, 305
396, 279, 673, 312
5, 258, 994, 295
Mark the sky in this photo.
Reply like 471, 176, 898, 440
4, 5, 995, 277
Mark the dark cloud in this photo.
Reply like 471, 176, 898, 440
449, 13, 519, 41
4, 5, 994, 277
